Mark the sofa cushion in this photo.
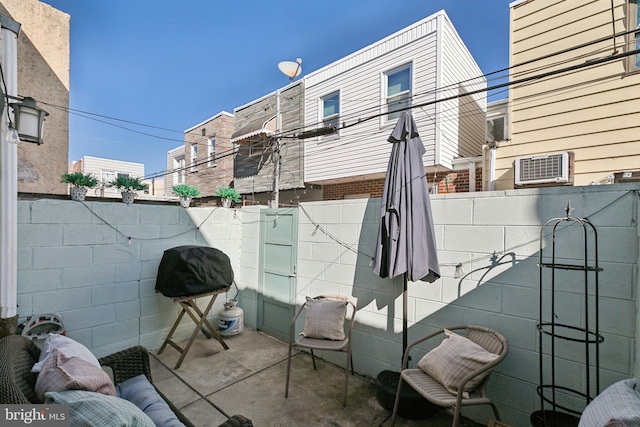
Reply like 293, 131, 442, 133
35, 348, 116, 402
45, 390, 155, 427
578, 378, 640, 427
117, 374, 185, 427
32, 334, 100, 373
301, 297, 347, 341
417, 329, 499, 398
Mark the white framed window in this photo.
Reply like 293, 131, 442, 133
384, 63, 412, 122
486, 114, 506, 142
190, 144, 198, 172
174, 155, 185, 184
628, 0, 640, 73
207, 137, 216, 167
321, 91, 340, 131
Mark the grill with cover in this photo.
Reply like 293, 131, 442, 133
155, 245, 234, 369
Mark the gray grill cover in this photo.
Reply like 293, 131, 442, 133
155, 245, 233, 297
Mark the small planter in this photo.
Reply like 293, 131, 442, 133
70, 187, 87, 202
121, 191, 136, 205
222, 198, 232, 208
179, 197, 192, 208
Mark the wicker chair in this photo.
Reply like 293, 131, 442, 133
284, 295, 357, 407
390, 325, 509, 427
0, 335, 252, 427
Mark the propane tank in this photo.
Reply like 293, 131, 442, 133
218, 299, 244, 336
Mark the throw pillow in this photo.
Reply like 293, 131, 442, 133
45, 390, 155, 427
301, 297, 347, 341
117, 374, 185, 427
417, 329, 499, 398
578, 378, 640, 427
32, 334, 100, 373
35, 348, 116, 402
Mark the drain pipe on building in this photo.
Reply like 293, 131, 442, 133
487, 141, 497, 192
0, 15, 21, 337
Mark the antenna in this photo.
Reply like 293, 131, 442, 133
278, 58, 302, 82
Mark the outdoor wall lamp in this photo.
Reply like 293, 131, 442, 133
9, 96, 48, 145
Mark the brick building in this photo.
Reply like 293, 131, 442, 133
182, 111, 234, 197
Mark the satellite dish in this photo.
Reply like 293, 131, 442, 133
278, 58, 302, 82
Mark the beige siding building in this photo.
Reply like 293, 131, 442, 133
71, 156, 145, 198
1, 0, 70, 195
489, 0, 640, 190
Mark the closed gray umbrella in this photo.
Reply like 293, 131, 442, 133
373, 111, 440, 360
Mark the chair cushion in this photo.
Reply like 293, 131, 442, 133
417, 329, 499, 398
117, 374, 185, 427
45, 390, 155, 427
35, 348, 116, 402
32, 334, 100, 373
578, 378, 640, 427
301, 297, 347, 340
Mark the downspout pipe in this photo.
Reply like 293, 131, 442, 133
0, 14, 21, 337
488, 141, 497, 191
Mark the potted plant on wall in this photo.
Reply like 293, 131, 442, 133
110, 176, 148, 204
60, 172, 99, 202
214, 186, 241, 208
172, 184, 200, 208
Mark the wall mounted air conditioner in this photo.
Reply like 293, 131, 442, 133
514, 152, 573, 186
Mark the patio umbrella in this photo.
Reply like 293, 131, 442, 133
373, 111, 440, 361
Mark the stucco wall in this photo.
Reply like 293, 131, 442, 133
1, 0, 70, 194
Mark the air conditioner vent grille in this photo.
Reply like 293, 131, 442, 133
518, 155, 563, 182
514, 152, 573, 186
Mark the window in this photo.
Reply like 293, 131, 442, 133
249, 140, 265, 157
207, 137, 216, 167
628, 0, 640, 73
486, 115, 506, 142
190, 144, 198, 172
321, 91, 340, 131
174, 155, 185, 184
384, 64, 412, 121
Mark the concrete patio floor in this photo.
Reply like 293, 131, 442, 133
149, 328, 486, 427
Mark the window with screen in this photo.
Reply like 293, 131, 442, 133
384, 64, 412, 122
321, 91, 340, 132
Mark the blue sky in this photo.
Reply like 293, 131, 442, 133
40, 0, 513, 178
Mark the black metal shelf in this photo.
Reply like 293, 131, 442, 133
538, 263, 603, 272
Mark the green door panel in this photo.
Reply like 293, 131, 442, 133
257, 208, 298, 340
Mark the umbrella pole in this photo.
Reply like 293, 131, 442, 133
402, 272, 408, 366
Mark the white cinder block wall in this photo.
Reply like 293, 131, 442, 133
17, 200, 242, 357
16, 184, 640, 426
295, 184, 639, 427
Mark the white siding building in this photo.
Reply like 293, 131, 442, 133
71, 156, 145, 198
303, 10, 486, 187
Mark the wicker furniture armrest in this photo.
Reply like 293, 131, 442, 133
0, 335, 40, 404
98, 346, 195, 427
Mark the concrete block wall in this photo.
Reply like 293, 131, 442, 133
17, 199, 241, 358
14, 185, 640, 426
295, 184, 640, 426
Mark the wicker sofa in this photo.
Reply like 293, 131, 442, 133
0, 335, 251, 427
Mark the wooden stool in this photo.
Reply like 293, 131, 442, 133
158, 288, 230, 369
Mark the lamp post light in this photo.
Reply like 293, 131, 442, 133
10, 96, 48, 145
